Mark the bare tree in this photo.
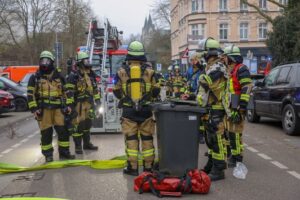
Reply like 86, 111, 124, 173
150, 0, 171, 29
241, 0, 286, 24
0, 0, 63, 63
0, 0, 93, 65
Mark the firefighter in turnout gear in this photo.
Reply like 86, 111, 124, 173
27, 51, 75, 162
164, 66, 174, 97
197, 38, 228, 181
113, 41, 160, 176
186, 51, 206, 144
171, 65, 186, 98
223, 45, 252, 168
65, 52, 101, 154
182, 52, 205, 100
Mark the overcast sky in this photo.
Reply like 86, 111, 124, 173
90, 0, 154, 39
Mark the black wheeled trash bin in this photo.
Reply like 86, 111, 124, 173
153, 103, 207, 176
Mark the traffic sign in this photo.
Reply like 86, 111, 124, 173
182, 48, 189, 58
156, 63, 162, 72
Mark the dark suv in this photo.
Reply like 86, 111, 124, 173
247, 62, 300, 135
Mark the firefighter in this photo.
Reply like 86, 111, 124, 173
183, 52, 206, 143
171, 65, 186, 98
27, 51, 75, 162
164, 65, 173, 97
182, 52, 205, 100
65, 52, 100, 154
197, 38, 228, 181
223, 45, 252, 168
113, 41, 160, 176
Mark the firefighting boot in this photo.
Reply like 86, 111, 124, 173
227, 156, 237, 168
45, 155, 53, 163
208, 167, 225, 181
202, 155, 213, 174
73, 137, 83, 154
83, 132, 98, 150
143, 161, 153, 173
123, 162, 138, 176
59, 151, 76, 160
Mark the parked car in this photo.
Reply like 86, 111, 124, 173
0, 77, 28, 111
247, 62, 300, 135
0, 82, 15, 114
19, 72, 34, 87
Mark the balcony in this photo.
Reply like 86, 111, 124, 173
187, 34, 204, 44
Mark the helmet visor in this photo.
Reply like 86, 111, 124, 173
40, 58, 52, 66
82, 58, 90, 66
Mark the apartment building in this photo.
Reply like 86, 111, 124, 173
171, 0, 287, 68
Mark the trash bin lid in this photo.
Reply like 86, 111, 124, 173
151, 103, 207, 114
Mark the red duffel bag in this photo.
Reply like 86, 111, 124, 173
134, 169, 211, 197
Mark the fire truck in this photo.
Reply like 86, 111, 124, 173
79, 19, 127, 133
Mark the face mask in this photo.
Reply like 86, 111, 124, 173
39, 58, 54, 73
82, 58, 92, 69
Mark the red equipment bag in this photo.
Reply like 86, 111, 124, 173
134, 169, 211, 197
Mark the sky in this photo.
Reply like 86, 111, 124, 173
90, 0, 154, 39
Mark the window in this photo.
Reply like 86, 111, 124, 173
191, 24, 199, 35
259, 23, 268, 39
219, 0, 227, 11
191, 0, 204, 13
276, 67, 291, 84
279, 0, 288, 11
191, 0, 198, 12
240, 0, 248, 11
219, 23, 228, 40
191, 24, 205, 36
259, 0, 267, 10
240, 23, 248, 40
265, 68, 279, 86
199, 0, 204, 11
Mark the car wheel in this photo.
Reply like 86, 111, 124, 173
246, 109, 260, 123
282, 104, 300, 136
15, 97, 28, 112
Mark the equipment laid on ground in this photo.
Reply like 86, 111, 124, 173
152, 102, 207, 176
81, 19, 127, 133
134, 169, 211, 197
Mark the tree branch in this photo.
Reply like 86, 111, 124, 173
241, 0, 274, 24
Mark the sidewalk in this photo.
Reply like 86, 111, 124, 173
0, 111, 33, 129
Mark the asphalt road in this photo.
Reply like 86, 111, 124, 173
0, 115, 300, 200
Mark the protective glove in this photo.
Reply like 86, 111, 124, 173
230, 109, 241, 124
88, 108, 96, 119
33, 109, 42, 121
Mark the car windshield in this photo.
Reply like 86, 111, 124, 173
20, 73, 33, 86
0, 76, 19, 87
111, 55, 126, 75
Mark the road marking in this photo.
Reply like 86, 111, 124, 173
243, 143, 248, 147
34, 130, 39, 135
258, 153, 272, 160
2, 148, 13, 154
246, 146, 259, 153
287, 171, 300, 180
11, 143, 21, 148
271, 161, 288, 169
0, 154, 3, 158
20, 138, 29, 143
27, 134, 35, 138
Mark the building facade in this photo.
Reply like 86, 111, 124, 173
171, 0, 287, 69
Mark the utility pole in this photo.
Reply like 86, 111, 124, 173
55, 32, 59, 67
